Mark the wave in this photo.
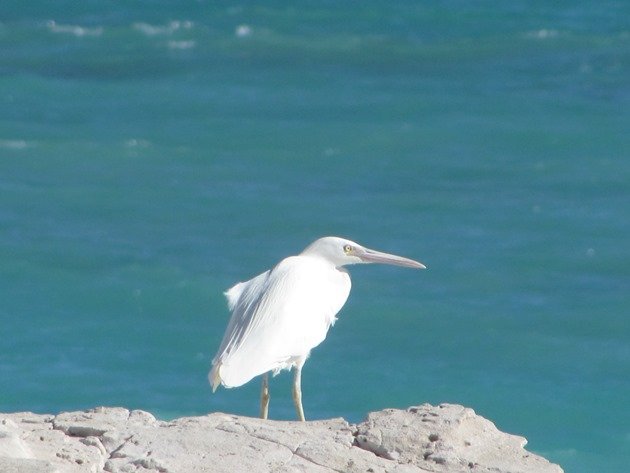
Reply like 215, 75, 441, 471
46, 20, 103, 37
0, 139, 33, 150
235, 24, 252, 38
133, 20, 193, 36
124, 139, 151, 148
526, 29, 560, 40
168, 40, 196, 50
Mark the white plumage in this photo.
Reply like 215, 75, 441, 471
209, 236, 424, 421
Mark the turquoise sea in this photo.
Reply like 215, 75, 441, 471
1, 2, 628, 472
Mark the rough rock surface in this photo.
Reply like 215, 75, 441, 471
0, 403, 563, 473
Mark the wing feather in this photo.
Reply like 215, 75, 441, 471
210, 256, 350, 390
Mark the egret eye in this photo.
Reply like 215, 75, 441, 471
343, 244, 353, 254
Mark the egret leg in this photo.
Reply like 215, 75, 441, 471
292, 366, 305, 422
260, 373, 270, 420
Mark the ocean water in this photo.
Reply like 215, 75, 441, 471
1, 2, 629, 471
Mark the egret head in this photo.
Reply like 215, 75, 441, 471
301, 236, 426, 269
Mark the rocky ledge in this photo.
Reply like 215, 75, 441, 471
0, 403, 562, 473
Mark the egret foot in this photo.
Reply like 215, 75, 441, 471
292, 366, 305, 421
260, 373, 270, 419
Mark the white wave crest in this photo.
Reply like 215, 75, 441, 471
124, 139, 151, 148
235, 24, 252, 38
526, 29, 559, 40
46, 20, 103, 37
133, 20, 193, 36
168, 40, 196, 50
0, 139, 33, 150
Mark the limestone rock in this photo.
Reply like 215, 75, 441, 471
354, 403, 563, 473
0, 404, 563, 473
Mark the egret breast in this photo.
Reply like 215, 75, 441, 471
265, 256, 350, 358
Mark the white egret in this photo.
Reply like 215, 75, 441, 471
209, 236, 425, 421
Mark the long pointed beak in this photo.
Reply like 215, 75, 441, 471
357, 247, 426, 269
